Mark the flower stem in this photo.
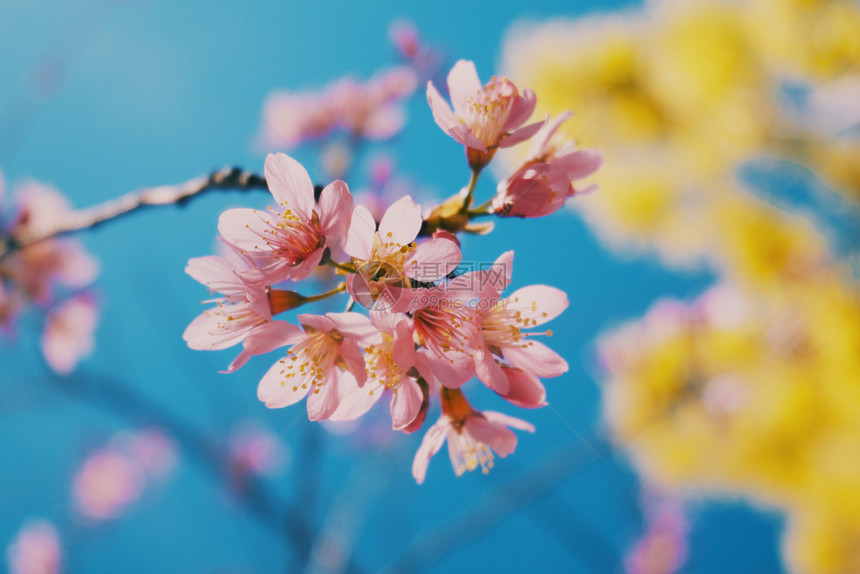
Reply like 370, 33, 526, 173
326, 259, 356, 274
459, 168, 482, 214
303, 283, 347, 303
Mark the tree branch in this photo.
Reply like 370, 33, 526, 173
10, 167, 269, 249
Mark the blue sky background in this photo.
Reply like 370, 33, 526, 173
0, 0, 787, 572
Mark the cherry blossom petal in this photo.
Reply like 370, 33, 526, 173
412, 419, 449, 484
287, 246, 325, 281
426, 350, 473, 388
391, 376, 422, 430
464, 416, 517, 456
503, 88, 537, 132
505, 285, 569, 326
324, 312, 376, 341
317, 180, 353, 238
491, 250, 514, 291
379, 196, 422, 246
393, 318, 416, 369
528, 111, 571, 160
183, 307, 260, 351
264, 153, 314, 218
217, 208, 279, 254
503, 340, 568, 378
297, 313, 337, 333
474, 347, 509, 394
484, 410, 536, 433
556, 149, 604, 180
186, 256, 244, 296
306, 371, 341, 421
223, 321, 303, 373
328, 380, 384, 421
343, 205, 376, 259
426, 81, 459, 132
338, 337, 367, 386
446, 59, 482, 117
500, 367, 547, 409
404, 237, 462, 281
499, 119, 545, 148
257, 358, 313, 408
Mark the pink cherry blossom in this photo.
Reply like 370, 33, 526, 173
218, 153, 353, 284
342, 196, 461, 309
261, 91, 335, 148
409, 278, 485, 389
389, 20, 420, 60
412, 389, 534, 483
526, 111, 604, 179
492, 162, 573, 218
6, 520, 61, 574
473, 252, 569, 395
183, 253, 299, 372
72, 448, 145, 522
427, 60, 543, 169
493, 112, 603, 218
329, 312, 431, 430
326, 67, 418, 141
256, 312, 375, 421
7, 182, 98, 306
260, 67, 417, 148
40, 292, 97, 375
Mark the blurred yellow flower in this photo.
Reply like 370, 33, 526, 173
502, 1, 860, 571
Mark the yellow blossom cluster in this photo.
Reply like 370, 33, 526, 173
501, 0, 860, 572
501, 0, 860, 264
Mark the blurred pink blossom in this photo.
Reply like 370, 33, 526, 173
72, 448, 144, 522
389, 20, 420, 61
71, 428, 177, 523
6, 520, 61, 574
40, 292, 97, 375
260, 66, 418, 148
1, 174, 100, 374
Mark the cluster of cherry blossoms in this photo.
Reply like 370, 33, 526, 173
186, 60, 602, 482
0, 172, 99, 374
260, 66, 419, 149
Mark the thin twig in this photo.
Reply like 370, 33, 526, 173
9, 167, 269, 249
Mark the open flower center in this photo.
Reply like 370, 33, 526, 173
279, 329, 340, 393
413, 304, 474, 358
257, 208, 324, 264
450, 426, 495, 476
363, 333, 403, 392
463, 78, 518, 147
